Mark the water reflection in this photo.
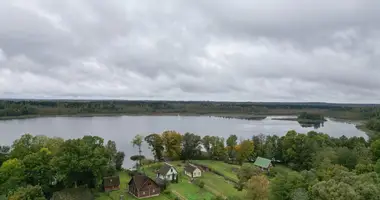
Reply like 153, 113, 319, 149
298, 121, 324, 129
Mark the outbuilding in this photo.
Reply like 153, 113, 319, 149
253, 157, 273, 171
184, 163, 202, 178
103, 176, 120, 192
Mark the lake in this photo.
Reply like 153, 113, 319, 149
0, 116, 367, 168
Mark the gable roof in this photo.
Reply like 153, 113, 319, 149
253, 157, 272, 168
184, 164, 198, 173
158, 163, 176, 175
103, 176, 120, 187
129, 175, 158, 189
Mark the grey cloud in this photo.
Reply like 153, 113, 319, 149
0, 0, 380, 103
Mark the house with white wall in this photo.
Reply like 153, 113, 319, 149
184, 164, 202, 178
156, 163, 178, 182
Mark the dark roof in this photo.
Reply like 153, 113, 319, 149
184, 164, 198, 173
253, 157, 272, 169
103, 176, 120, 187
158, 163, 176, 175
129, 175, 158, 189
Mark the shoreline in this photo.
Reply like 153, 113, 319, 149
271, 117, 327, 123
0, 113, 269, 121
355, 124, 380, 140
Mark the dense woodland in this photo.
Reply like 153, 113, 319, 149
2, 129, 380, 199
0, 135, 125, 199
1, 100, 380, 120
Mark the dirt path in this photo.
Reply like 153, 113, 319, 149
172, 190, 187, 200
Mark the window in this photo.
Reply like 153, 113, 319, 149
152, 189, 155, 193
143, 192, 146, 195
171, 169, 173, 172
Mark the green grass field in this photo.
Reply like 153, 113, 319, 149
192, 160, 240, 182
199, 172, 246, 198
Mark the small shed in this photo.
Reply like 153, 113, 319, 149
184, 164, 202, 178
253, 157, 273, 171
103, 176, 120, 192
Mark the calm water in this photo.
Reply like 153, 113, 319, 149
0, 116, 367, 168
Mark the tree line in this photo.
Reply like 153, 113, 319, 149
1, 100, 379, 120
0, 134, 125, 199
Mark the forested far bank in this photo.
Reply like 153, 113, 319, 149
1, 100, 380, 120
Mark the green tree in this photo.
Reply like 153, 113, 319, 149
50, 136, 110, 188
162, 131, 182, 160
270, 171, 307, 200
375, 159, 380, 174
105, 140, 117, 164
370, 139, 380, 160
22, 148, 53, 193
236, 164, 261, 191
7, 185, 46, 200
252, 134, 266, 157
209, 136, 226, 160
336, 147, 357, 170
226, 135, 238, 160
0, 158, 25, 195
145, 134, 164, 161
132, 134, 144, 170
236, 139, 254, 165
310, 179, 358, 200
245, 175, 269, 200
202, 135, 213, 158
115, 151, 125, 170
181, 133, 201, 160
0, 146, 10, 166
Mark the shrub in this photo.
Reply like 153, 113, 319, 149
194, 180, 205, 188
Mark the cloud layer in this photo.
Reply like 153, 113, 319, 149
1, 0, 380, 103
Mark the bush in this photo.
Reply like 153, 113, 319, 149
194, 180, 205, 188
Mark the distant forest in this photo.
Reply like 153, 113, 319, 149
1, 99, 380, 121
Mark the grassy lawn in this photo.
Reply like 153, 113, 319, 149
192, 160, 240, 182
199, 172, 246, 198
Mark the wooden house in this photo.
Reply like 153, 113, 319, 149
103, 176, 120, 192
128, 175, 160, 199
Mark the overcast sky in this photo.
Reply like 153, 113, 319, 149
0, 0, 380, 103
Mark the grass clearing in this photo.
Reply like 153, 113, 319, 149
192, 160, 240, 182
200, 172, 246, 198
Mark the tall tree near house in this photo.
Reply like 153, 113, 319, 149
132, 134, 144, 170
181, 132, 202, 160
162, 131, 182, 160
236, 139, 254, 165
105, 140, 117, 168
145, 134, 164, 161
226, 134, 238, 160
202, 135, 213, 158
210, 136, 226, 160
115, 151, 125, 171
